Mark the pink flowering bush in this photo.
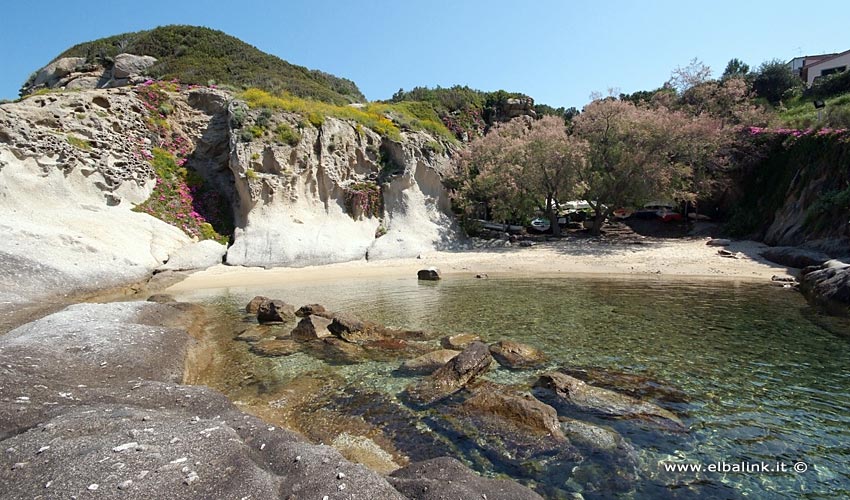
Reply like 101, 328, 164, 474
343, 182, 382, 219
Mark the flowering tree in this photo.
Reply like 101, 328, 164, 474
454, 116, 586, 236
572, 98, 727, 234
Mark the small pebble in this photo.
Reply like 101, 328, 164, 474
338, 483, 346, 491
36, 446, 50, 454
118, 480, 133, 490
44, 481, 52, 488
88, 484, 99, 491
294, 455, 301, 462
337, 472, 345, 479
184, 471, 199, 485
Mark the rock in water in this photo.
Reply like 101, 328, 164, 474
246, 296, 270, 314
440, 333, 480, 350
417, 268, 441, 281
462, 388, 565, 439
257, 300, 296, 323
328, 313, 388, 343
296, 303, 331, 318
489, 340, 547, 369
249, 339, 301, 357
800, 261, 850, 316
291, 315, 333, 340
400, 350, 461, 374
405, 342, 492, 404
534, 372, 685, 431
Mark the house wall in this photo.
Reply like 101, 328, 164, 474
806, 52, 850, 85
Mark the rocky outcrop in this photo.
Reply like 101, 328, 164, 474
21, 53, 157, 95
224, 106, 463, 267
760, 246, 830, 269
405, 341, 493, 404
157, 239, 226, 271
800, 260, 850, 316
534, 372, 685, 431
0, 301, 540, 499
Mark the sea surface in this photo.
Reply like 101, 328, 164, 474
174, 275, 850, 499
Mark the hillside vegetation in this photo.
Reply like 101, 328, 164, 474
33, 25, 364, 104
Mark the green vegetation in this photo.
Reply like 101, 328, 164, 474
344, 182, 382, 219
245, 168, 258, 180
66, 135, 92, 150
275, 123, 301, 146
34, 25, 363, 104
780, 93, 850, 129
240, 88, 456, 143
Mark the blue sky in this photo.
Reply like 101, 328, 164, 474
1, 1, 847, 107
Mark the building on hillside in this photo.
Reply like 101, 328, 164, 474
799, 49, 850, 86
788, 53, 836, 77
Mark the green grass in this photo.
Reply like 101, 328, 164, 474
275, 123, 301, 146
30, 25, 363, 104
780, 92, 850, 129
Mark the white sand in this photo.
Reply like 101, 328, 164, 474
167, 238, 793, 292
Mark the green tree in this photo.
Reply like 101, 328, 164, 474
722, 58, 750, 80
752, 59, 801, 105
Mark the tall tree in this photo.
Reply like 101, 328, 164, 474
722, 58, 750, 80
752, 59, 801, 105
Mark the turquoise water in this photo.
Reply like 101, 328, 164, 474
175, 275, 850, 499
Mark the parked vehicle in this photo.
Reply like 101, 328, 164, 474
632, 202, 682, 222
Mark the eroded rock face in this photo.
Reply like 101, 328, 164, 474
489, 340, 547, 369
224, 109, 463, 267
405, 341, 492, 404
534, 372, 686, 431
21, 53, 158, 95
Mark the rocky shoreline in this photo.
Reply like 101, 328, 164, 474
0, 299, 543, 499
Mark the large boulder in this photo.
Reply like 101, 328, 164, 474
257, 300, 296, 323
328, 313, 388, 343
405, 341, 492, 404
389, 457, 544, 500
399, 349, 460, 374
112, 53, 157, 79
489, 340, 547, 369
534, 372, 685, 431
800, 261, 850, 316
32, 57, 86, 87
417, 268, 441, 281
761, 246, 830, 269
245, 295, 270, 314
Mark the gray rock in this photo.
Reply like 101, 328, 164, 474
800, 261, 850, 316
405, 341, 492, 404
158, 240, 226, 272
112, 53, 157, 79
462, 387, 565, 439
417, 268, 441, 280
390, 457, 544, 500
187, 88, 230, 114
534, 372, 685, 431
32, 57, 86, 87
761, 246, 830, 269
257, 300, 296, 323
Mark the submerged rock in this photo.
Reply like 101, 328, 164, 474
405, 341, 492, 404
534, 372, 685, 431
249, 338, 301, 357
291, 315, 333, 340
400, 349, 461, 374
462, 387, 565, 439
257, 300, 296, 323
246, 296, 270, 314
307, 338, 367, 364
559, 367, 689, 404
234, 325, 267, 342
489, 340, 547, 369
440, 333, 481, 350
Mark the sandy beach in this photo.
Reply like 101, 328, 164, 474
167, 237, 793, 292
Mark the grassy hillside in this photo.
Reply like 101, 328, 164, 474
27, 25, 363, 104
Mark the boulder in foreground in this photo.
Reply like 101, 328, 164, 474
405, 341, 492, 404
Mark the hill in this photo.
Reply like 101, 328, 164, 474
22, 25, 364, 104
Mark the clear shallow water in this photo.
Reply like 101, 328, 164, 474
176, 275, 850, 499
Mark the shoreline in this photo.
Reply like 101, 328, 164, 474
167, 238, 793, 292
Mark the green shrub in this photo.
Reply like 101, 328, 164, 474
249, 125, 264, 138
66, 135, 92, 150
246, 168, 258, 180
240, 129, 254, 142
275, 123, 301, 146
307, 111, 325, 128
